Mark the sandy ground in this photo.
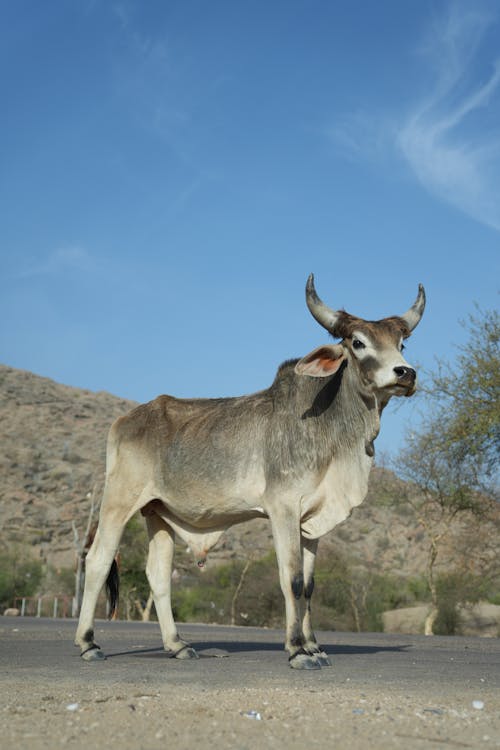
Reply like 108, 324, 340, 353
1, 618, 499, 750
3, 679, 500, 750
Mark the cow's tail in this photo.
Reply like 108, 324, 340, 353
106, 559, 120, 620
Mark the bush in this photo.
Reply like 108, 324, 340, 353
232, 553, 283, 627
172, 552, 284, 627
433, 571, 493, 635
115, 516, 151, 620
314, 549, 430, 632
0, 549, 43, 611
173, 581, 228, 623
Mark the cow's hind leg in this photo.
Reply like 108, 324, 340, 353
145, 512, 198, 659
302, 538, 331, 667
75, 512, 127, 661
270, 506, 320, 670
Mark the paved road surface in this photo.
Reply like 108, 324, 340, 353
1, 617, 499, 749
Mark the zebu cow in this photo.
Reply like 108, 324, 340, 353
75, 275, 425, 669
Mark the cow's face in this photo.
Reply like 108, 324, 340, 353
343, 319, 417, 397
299, 275, 425, 400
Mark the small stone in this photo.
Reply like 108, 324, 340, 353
242, 710, 262, 720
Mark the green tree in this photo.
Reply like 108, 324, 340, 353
423, 306, 499, 490
394, 306, 499, 634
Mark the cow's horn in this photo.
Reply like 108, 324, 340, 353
305, 274, 340, 334
400, 284, 426, 332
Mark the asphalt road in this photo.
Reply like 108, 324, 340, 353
1, 617, 499, 749
2, 616, 500, 689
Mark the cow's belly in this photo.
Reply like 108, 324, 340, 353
152, 470, 267, 527
144, 498, 266, 563
144, 493, 267, 566
300, 449, 373, 540
160, 493, 267, 528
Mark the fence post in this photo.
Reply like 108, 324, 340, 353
37, 598, 42, 617
21, 598, 26, 617
53, 598, 58, 618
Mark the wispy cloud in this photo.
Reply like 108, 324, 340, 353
109, 12, 194, 149
329, 4, 500, 232
328, 111, 393, 165
397, 5, 500, 232
10, 247, 95, 280
107, 15, 224, 216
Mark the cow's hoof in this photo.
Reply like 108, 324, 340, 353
173, 644, 199, 660
81, 645, 106, 662
289, 652, 321, 670
313, 652, 332, 667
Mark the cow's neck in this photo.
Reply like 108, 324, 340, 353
316, 360, 381, 460
299, 366, 381, 540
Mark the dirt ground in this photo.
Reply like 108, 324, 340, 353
2, 679, 500, 750
1, 618, 499, 750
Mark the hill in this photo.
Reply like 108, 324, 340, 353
0, 365, 136, 568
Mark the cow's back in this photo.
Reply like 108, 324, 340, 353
105, 393, 271, 511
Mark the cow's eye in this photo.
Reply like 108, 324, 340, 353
352, 339, 365, 350
400, 343, 406, 352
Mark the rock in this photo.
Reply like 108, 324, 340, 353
382, 602, 500, 637
382, 605, 430, 635
459, 603, 500, 638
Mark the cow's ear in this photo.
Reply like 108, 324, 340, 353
294, 345, 345, 378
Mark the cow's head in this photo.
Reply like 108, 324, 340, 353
295, 274, 425, 400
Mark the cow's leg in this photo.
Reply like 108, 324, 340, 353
302, 537, 331, 667
270, 507, 321, 670
75, 509, 127, 661
145, 512, 198, 659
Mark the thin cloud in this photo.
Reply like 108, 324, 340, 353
10, 247, 95, 280
397, 5, 500, 231
328, 5, 500, 232
327, 111, 392, 165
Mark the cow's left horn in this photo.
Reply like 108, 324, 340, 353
305, 274, 340, 334
400, 284, 426, 332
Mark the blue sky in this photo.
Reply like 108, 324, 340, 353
1, 0, 499, 457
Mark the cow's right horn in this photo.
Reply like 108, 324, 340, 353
305, 274, 340, 335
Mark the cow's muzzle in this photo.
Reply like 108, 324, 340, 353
393, 366, 417, 395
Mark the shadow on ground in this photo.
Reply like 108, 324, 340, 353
106, 640, 411, 660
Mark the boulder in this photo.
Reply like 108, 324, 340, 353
383, 602, 500, 637
382, 605, 430, 634
3, 608, 20, 617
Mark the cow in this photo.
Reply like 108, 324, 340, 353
75, 274, 425, 669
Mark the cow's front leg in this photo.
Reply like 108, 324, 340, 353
270, 506, 321, 670
302, 537, 331, 667
145, 512, 198, 659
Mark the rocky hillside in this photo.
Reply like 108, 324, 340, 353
0, 365, 135, 568
0, 364, 497, 585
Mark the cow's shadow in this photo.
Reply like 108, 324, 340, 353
106, 640, 411, 660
